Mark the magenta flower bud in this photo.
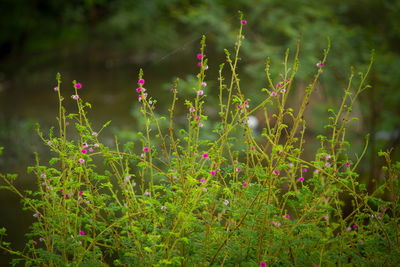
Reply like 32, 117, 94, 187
241, 20, 247, 25
143, 147, 149, 152
79, 230, 85, 236
197, 53, 203, 60
75, 83, 82, 89
138, 79, 145, 85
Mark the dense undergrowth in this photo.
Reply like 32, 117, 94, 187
1, 15, 399, 266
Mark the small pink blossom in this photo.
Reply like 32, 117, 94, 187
136, 87, 142, 93
42, 182, 46, 186
197, 62, 202, 67
392, 194, 396, 199
75, 83, 82, 89
94, 143, 99, 147
325, 154, 331, 160
285, 214, 290, 219
243, 182, 247, 187
202, 82, 207, 87
244, 101, 249, 108
54, 87, 59, 92
199, 122, 204, 128
170, 88, 174, 92
65, 193, 69, 199
197, 54, 203, 60
325, 162, 330, 167
316, 62, 324, 67
224, 200, 229, 205
196, 115, 200, 121
89, 148, 94, 152
211, 170, 216, 177
302, 168, 308, 172
236, 167, 242, 172
33, 241, 38, 245
298, 177, 304, 182
197, 90, 204, 95
82, 142, 88, 148
79, 190, 84, 196
204, 65, 209, 70
81, 149, 87, 154
281, 88, 286, 93
66, 122, 70, 126
138, 79, 145, 85
353, 224, 358, 229
241, 20, 247, 25
79, 158, 85, 164
47, 140, 52, 145
289, 163, 293, 168
273, 170, 279, 175
189, 107, 195, 113
39, 237, 44, 242
161, 205, 166, 210
277, 83, 282, 88
200, 178, 206, 184
144, 191, 149, 196
143, 147, 149, 152
237, 104, 242, 109
345, 162, 351, 166
270, 91, 277, 97
203, 153, 208, 158
347, 227, 352, 231
41, 172, 46, 178
73, 95, 79, 100
260, 262, 266, 267
79, 230, 85, 236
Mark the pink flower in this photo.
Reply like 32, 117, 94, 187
65, 193, 69, 199
325, 162, 330, 167
199, 122, 204, 128
277, 83, 282, 88
94, 143, 99, 147
325, 154, 331, 160
197, 90, 204, 95
347, 227, 352, 231
241, 20, 247, 25
144, 191, 149, 196
33, 241, 38, 245
316, 62, 324, 67
138, 79, 145, 85
79, 230, 85, 236
196, 115, 200, 121
260, 262, 266, 267
302, 168, 308, 172
244, 101, 249, 108
236, 167, 242, 172
197, 62, 202, 67
392, 194, 396, 199
189, 107, 195, 113
143, 147, 149, 152
89, 148, 94, 152
54, 87, 59, 92
270, 91, 277, 97
200, 178, 206, 184
47, 140, 52, 145
82, 142, 88, 148
243, 182, 247, 187
345, 162, 351, 166
204, 65, 209, 70
211, 170, 216, 177
237, 104, 242, 109
161, 205, 166, 210
79, 158, 85, 164
203, 153, 208, 158
136, 87, 142, 93
285, 214, 290, 219
224, 200, 229, 205
81, 149, 87, 154
39, 237, 44, 242
298, 177, 304, 182
73, 95, 79, 100
289, 163, 293, 168
202, 82, 207, 87
75, 83, 82, 89
197, 53, 203, 60
79, 190, 84, 196
281, 89, 286, 93
353, 224, 358, 229
170, 88, 174, 92
66, 122, 70, 126
273, 170, 279, 175
41, 172, 46, 178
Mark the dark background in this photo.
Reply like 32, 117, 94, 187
1, 0, 399, 264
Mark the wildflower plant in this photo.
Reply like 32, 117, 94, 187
1, 12, 400, 266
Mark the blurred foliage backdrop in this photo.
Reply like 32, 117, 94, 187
0, 1, 399, 262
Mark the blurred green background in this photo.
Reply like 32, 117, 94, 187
1, 0, 399, 264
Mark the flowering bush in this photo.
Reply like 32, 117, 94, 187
1, 14, 400, 266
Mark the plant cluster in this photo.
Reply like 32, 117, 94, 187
1, 15, 399, 266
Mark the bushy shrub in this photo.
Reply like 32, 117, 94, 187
1, 15, 399, 266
